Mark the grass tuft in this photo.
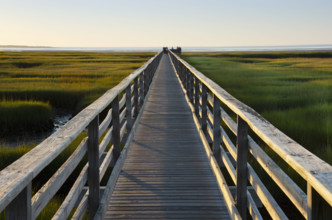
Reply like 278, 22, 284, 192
0, 100, 52, 134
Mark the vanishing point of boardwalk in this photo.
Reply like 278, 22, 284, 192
106, 55, 230, 219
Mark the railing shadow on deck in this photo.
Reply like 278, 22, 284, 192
169, 50, 332, 220
0, 52, 162, 219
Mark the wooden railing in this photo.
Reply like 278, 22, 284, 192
169, 50, 332, 220
0, 52, 162, 219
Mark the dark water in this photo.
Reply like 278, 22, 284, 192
0, 113, 72, 148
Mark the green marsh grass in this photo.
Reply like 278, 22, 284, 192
182, 52, 332, 164
0, 100, 52, 134
0, 52, 153, 112
0, 51, 153, 135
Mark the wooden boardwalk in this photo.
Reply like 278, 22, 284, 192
1, 50, 332, 219
105, 55, 230, 219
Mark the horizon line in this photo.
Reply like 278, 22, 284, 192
2, 44, 332, 48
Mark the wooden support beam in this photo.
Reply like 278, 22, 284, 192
87, 115, 100, 219
186, 69, 190, 96
213, 95, 221, 165
112, 96, 121, 161
133, 78, 139, 117
236, 116, 249, 220
139, 74, 144, 108
189, 73, 194, 103
126, 86, 133, 132
144, 70, 148, 96
6, 183, 32, 220
195, 77, 200, 118
201, 84, 208, 135
307, 183, 332, 220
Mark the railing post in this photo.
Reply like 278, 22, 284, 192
139, 74, 144, 108
184, 68, 188, 91
194, 77, 200, 118
181, 66, 185, 83
126, 86, 132, 132
112, 96, 121, 161
147, 65, 152, 87
185, 69, 189, 95
87, 115, 100, 219
201, 84, 208, 134
144, 69, 148, 96
236, 115, 249, 220
307, 183, 332, 220
133, 77, 139, 117
6, 182, 32, 220
213, 95, 221, 165
189, 74, 194, 103
179, 62, 182, 78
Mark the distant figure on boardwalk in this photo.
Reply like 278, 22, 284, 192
170, 47, 182, 56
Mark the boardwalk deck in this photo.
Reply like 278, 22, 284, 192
105, 55, 231, 219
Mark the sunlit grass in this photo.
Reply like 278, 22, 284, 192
0, 51, 153, 111
0, 51, 153, 135
183, 52, 332, 164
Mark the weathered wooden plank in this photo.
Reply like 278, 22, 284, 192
6, 182, 32, 220
144, 70, 149, 96
220, 125, 288, 219
189, 92, 241, 220
133, 77, 139, 117
112, 96, 121, 161
52, 165, 88, 220
103, 54, 232, 220
236, 116, 249, 220
171, 55, 238, 219
220, 145, 263, 219
201, 84, 208, 135
194, 77, 200, 117
219, 106, 308, 217
71, 193, 88, 220
100, 148, 114, 182
213, 95, 222, 166
95, 60, 159, 220
126, 86, 133, 131
88, 116, 100, 219
307, 183, 332, 220
31, 137, 88, 219
139, 74, 144, 107
247, 190, 263, 220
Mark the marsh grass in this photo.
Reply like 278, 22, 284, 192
0, 52, 153, 111
183, 52, 332, 164
0, 51, 153, 135
0, 100, 52, 134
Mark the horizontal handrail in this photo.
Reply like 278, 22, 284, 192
0, 51, 162, 219
169, 50, 332, 220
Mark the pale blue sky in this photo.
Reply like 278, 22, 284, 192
1, 0, 332, 47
